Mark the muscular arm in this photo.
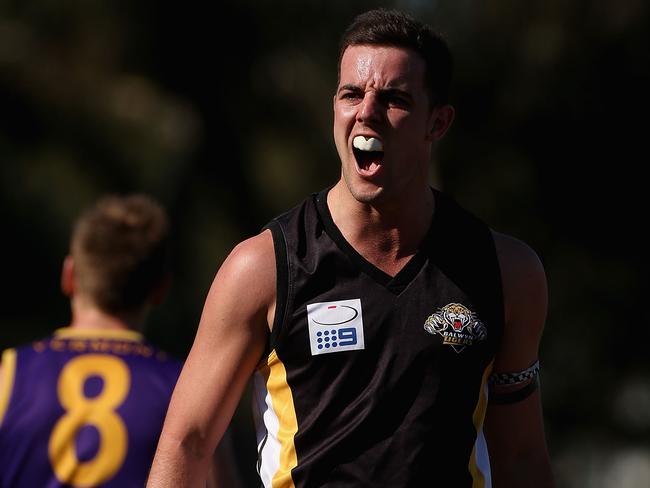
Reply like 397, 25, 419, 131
484, 232, 555, 487
147, 231, 276, 487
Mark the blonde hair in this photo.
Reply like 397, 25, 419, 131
71, 194, 170, 314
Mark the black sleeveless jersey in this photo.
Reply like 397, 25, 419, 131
252, 188, 504, 488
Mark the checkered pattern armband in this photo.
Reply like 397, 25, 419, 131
488, 360, 540, 386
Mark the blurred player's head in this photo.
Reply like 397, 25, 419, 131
64, 194, 170, 317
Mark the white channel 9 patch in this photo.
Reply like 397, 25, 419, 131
307, 298, 365, 356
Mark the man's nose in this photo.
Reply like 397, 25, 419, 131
356, 92, 383, 125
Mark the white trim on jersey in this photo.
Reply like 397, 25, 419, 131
253, 371, 280, 488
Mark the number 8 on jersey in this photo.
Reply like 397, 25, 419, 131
48, 354, 129, 486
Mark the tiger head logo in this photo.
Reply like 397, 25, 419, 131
424, 303, 487, 353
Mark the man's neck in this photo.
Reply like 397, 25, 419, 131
68, 297, 144, 332
327, 181, 434, 276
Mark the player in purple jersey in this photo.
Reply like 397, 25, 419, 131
0, 194, 183, 488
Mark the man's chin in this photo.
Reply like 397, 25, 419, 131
344, 178, 386, 205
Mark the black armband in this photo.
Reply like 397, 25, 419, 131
488, 360, 540, 386
489, 376, 539, 405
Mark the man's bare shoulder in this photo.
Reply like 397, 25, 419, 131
215, 229, 275, 287
222, 229, 275, 276
492, 231, 546, 291
205, 229, 276, 323
491, 230, 547, 368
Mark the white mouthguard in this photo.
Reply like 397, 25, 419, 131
353, 136, 383, 152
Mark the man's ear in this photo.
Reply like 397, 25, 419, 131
61, 255, 75, 297
426, 104, 455, 142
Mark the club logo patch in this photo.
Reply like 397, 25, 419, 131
307, 299, 365, 356
423, 303, 487, 353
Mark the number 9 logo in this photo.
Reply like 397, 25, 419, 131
48, 355, 130, 486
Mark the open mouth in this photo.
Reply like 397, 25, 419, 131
352, 136, 384, 174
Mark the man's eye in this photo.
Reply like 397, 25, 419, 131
341, 92, 361, 100
388, 96, 409, 107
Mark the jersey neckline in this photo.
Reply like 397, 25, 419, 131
315, 187, 440, 295
54, 327, 144, 341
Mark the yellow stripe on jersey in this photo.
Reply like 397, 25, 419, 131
54, 327, 143, 341
0, 348, 17, 426
469, 360, 494, 488
260, 349, 298, 488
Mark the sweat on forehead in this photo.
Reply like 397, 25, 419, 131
338, 45, 427, 90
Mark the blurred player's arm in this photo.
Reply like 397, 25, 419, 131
0, 361, 5, 422
484, 232, 555, 488
0, 349, 16, 427
147, 230, 275, 488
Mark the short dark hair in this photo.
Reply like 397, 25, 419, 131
71, 194, 170, 314
338, 8, 453, 106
